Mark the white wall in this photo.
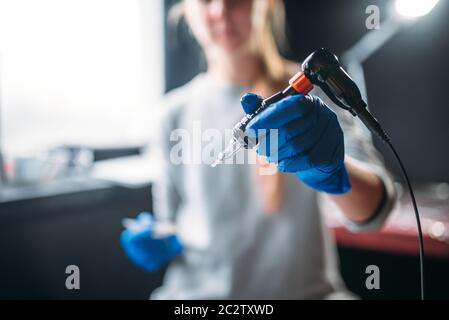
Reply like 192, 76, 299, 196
0, 0, 164, 156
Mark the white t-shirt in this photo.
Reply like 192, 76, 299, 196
150, 73, 396, 299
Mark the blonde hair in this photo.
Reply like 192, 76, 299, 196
250, 0, 288, 84
169, 0, 289, 85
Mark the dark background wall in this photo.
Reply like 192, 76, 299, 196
165, 0, 449, 184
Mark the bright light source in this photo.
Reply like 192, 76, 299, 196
395, 0, 440, 18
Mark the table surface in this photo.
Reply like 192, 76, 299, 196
324, 184, 449, 258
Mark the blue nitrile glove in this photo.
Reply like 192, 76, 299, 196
241, 93, 351, 195
120, 212, 183, 272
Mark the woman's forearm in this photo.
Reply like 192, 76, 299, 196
326, 157, 384, 223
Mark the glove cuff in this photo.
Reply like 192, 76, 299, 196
296, 164, 351, 195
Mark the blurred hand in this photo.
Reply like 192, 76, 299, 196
120, 212, 183, 272
241, 93, 351, 194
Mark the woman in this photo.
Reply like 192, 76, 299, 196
130, 0, 396, 299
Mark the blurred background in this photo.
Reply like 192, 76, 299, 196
0, 0, 448, 299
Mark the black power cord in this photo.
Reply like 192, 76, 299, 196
386, 139, 425, 300
357, 109, 425, 300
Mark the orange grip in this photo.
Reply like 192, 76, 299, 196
289, 72, 313, 94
